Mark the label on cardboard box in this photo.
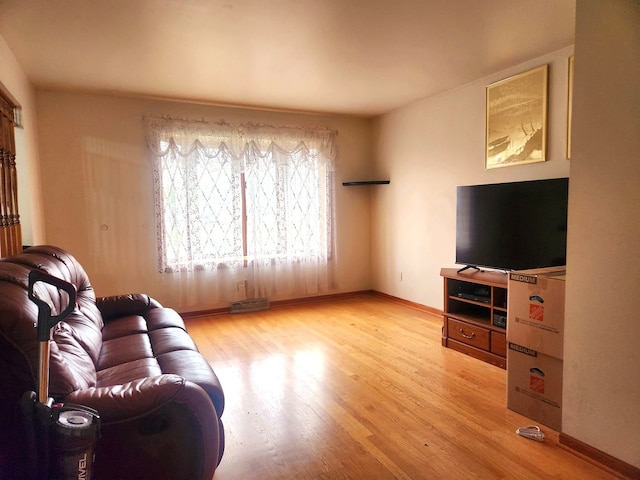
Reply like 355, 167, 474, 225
529, 374, 546, 394
514, 307, 561, 334
509, 343, 537, 357
510, 267, 566, 284
529, 303, 544, 321
509, 272, 539, 284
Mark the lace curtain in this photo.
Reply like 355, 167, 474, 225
146, 117, 337, 299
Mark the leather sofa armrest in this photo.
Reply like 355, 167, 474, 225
62, 374, 200, 422
63, 375, 220, 480
96, 294, 163, 321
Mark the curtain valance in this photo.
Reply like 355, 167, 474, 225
145, 117, 338, 171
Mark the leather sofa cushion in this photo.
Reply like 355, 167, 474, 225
49, 321, 97, 395
100, 315, 149, 341
98, 333, 155, 370
97, 358, 163, 386
60, 309, 103, 365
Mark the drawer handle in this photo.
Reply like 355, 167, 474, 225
458, 328, 475, 339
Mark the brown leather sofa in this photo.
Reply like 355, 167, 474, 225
0, 245, 225, 480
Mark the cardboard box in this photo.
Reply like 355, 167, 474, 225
507, 343, 563, 431
507, 267, 566, 358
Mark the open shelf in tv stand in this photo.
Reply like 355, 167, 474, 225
440, 268, 508, 369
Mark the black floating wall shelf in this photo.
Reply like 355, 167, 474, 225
342, 180, 390, 186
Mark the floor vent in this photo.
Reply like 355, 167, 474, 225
230, 297, 270, 314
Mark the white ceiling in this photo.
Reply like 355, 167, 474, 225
0, 0, 575, 117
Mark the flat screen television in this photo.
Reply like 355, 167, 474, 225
456, 177, 569, 272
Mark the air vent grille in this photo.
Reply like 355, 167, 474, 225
230, 297, 270, 314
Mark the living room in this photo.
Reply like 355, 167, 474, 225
0, 0, 638, 478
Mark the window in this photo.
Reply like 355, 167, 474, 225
156, 143, 244, 270
147, 118, 337, 286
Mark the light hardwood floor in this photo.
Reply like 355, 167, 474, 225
186, 295, 622, 480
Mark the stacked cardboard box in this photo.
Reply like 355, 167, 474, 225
507, 267, 566, 430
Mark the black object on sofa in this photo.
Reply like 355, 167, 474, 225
0, 245, 225, 480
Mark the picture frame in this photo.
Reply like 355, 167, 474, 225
485, 64, 548, 169
567, 55, 574, 159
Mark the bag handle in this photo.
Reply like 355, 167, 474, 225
28, 270, 77, 342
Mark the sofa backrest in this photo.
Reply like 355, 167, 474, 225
0, 245, 104, 399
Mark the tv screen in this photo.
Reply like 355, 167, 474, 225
456, 178, 569, 271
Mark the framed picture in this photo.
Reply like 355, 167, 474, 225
485, 65, 548, 169
567, 55, 574, 159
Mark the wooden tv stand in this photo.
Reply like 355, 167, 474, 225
440, 268, 508, 369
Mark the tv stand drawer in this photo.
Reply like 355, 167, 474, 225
447, 318, 490, 350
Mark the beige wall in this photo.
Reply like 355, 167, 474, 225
563, 0, 639, 468
372, 0, 639, 469
34, 91, 373, 311
370, 46, 573, 309
0, 34, 45, 246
